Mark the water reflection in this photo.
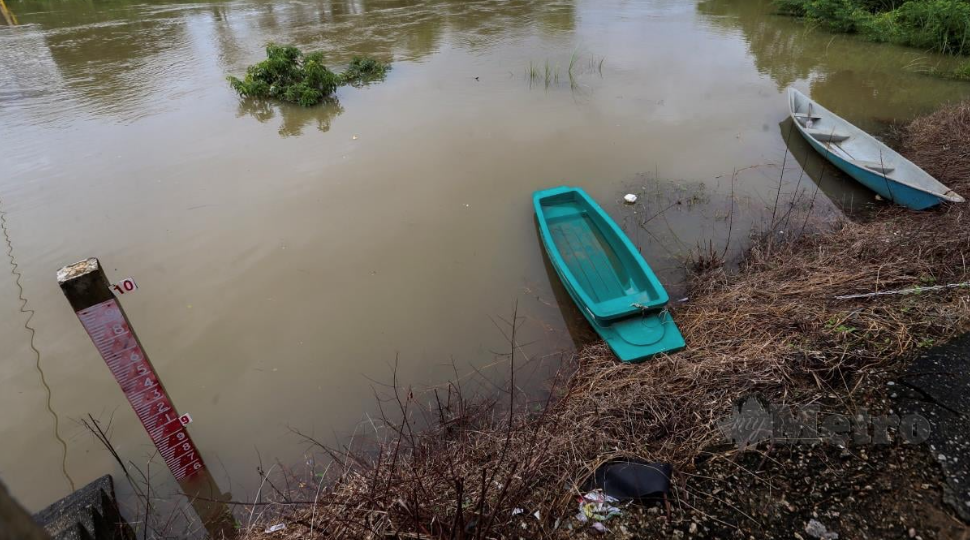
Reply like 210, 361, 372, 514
533, 218, 597, 353
779, 118, 879, 216
696, 0, 970, 125
236, 97, 345, 137
4, 0, 575, 125
41, 16, 192, 121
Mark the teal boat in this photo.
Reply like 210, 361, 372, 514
533, 186, 685, 362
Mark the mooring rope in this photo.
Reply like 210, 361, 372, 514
631, 304, 672, 325
0, 193, 75, 491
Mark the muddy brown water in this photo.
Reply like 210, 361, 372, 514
2, 0, 969, 515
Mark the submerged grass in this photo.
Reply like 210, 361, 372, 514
240, 104, 970, 538
339, 56, 391, 87
526, 50, 604, 89
567, 48, 579, 85
928, 59, 970, 80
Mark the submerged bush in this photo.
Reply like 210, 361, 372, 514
956, 60, 970, 78
228, 44, 390, 107
930, 59, 970, 80
339, 56, 391, 86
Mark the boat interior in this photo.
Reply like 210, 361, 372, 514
538, 190, 661, 307
791, 93, 899, 178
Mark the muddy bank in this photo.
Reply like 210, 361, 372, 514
242, 103, 970, 539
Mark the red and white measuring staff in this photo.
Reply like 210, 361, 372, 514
74, 283, 205, 481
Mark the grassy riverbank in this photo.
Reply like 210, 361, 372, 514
244, 103, 970, 539
776, 0, 970, 78
777, 0, 970, 54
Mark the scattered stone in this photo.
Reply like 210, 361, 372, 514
805, 518, 839, 540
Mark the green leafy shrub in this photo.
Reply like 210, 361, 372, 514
955, 59, 970, 78
858, 10, 901, 42
854, 0, 898, 14
776, 0, 809, 16
776, 0, 970, 56
804, 0, 870, 32
228, 44, 390, 107
894, 0, 970, 54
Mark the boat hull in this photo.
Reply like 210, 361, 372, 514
558, 270, 685, 362
534, 186, 685, 362
800, 131, 945, 210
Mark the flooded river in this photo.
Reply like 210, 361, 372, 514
2, 0, 969, 515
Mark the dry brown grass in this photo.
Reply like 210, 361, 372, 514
240, 104, 970, 539
903, 101, 970, 184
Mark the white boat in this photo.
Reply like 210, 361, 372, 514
788, 88, 964, 210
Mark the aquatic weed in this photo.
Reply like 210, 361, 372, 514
525, 51, 605, 90
923, 59, 970, 80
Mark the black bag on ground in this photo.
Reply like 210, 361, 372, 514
582, 460, 672, 503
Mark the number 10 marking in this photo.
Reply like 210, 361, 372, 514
111, 278, 138, 295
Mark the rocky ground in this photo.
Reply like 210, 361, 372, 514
615, 441, 967, 539
571, 366, 970, 539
